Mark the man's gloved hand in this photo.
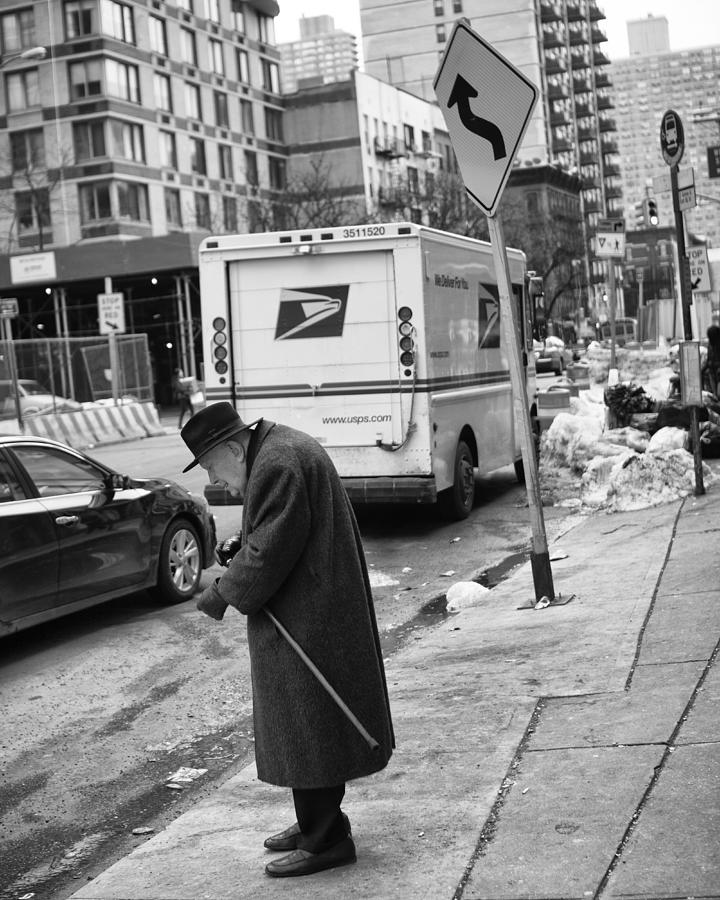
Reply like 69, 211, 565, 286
197, 578, 228, 621
214, 532, 243, 567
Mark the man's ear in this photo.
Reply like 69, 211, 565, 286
227, 439, 246, 462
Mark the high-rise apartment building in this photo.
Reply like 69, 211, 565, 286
0, 0, 283, 391
611, 40, 720, 249
361, 0, 622, 302
278, 15, 358, 93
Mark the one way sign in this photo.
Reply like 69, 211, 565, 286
433, 19, 538, 216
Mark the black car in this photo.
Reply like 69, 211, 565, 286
0, 435, 217, 636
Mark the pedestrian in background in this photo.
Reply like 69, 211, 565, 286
180, 403, 394, 879
703, 325, 720, 396
172, 368, 193, 428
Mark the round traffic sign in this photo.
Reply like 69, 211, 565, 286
660, 109, 684, 167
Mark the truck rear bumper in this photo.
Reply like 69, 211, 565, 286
342, 476, 437, 505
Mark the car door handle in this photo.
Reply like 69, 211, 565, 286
55, 515, 80, 526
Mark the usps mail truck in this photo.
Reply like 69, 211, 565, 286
199, 222, 538, 519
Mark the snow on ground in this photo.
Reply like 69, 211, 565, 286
539, 345, 715, 513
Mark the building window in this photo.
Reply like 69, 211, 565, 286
261, 59, 280, 93
1, 8, 36, 53
407, 166, 419, 194
180, 27, 197, 65
435, 23, 446, 43
268, 156, 285, 190
117, 180, 149, 220
258, 14, 273, 43
209, 38, 224, 75
202, 0, 220, 23
185, 82, 201, 119
240, 98, 254, 134
149, 15, 167, 55
214, 91, 229, 127
404, 124, 416, 152
265, 107, 283, 142
154, 72, 172, 111
223, 195, 237, 231
195, 192, 211, 228
110, 119, 144, 162
433, 0, 443, 15
422, 130, 432, 154
65, 0, 95, 38
190, 137, 207, 175
7, 69, 40, 110
100, 0, 135, 44
231, 0, 245, 33
73, 120, 106, 160
79, 181, 112, 222
106, 59, 139, 102
159, 130, 177, 168
244, 149, 258, 186
165, 187, 182, 227
452, 0, 463, 12
237, 49, 250, 83
218, 144, 233, 180
176, 0, 192, 11
15, 189, 50, 234
10, 129, 45, 170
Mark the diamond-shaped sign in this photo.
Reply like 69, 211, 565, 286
433, 20, 538, 217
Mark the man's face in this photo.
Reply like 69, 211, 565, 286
200, 439, 248, 500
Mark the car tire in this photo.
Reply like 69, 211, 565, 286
153, 517, 203, 604
438, 440, 475, 520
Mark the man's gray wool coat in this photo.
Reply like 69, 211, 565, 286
205, 420, 394, 789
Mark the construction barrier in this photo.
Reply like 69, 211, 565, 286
4, 401, 165, 450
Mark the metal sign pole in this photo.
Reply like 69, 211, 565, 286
2, 316, 23, 431
487, 213, 555, 603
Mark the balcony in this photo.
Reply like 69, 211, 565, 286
605, 186, 623, 199
595, 71, 610, 88
601, 138, 618, 154
544, 56, 566, 74
604, 163, 620, 176
374, 138, 406, 159
585, 198, 603, 213
599, 117, 617, 132
552, 137, 573, 153
551, 111, 570, 127
568, 27, 587, 46
589, 1, 606, 21
575, 102, 592, 118
573, 75, 591, 92
578, 126, 596, 142
591, 25, 608, 43
571, 53, 589, 70
548, 82, 568, 100
580, 151, 597, 166
566, 1, 583, 21
540, 1, 561, 22
597, 95, 614, 110
593, 49, 610, 66
543, 31, 564, 49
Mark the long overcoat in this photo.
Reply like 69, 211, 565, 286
207, 420, 394, 789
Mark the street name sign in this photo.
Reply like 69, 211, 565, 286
660, 109, 684, 167
0, 298, 19, 319
653, 167, 693, 194
688, 245, 711, 293
433, 19, 538, 216
98, 292, 126, 335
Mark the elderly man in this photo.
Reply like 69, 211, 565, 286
180, 403, 394, 878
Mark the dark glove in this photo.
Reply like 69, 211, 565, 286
214, 532, 243, 567
197, 578, 228, 621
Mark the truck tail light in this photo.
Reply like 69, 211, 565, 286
398, 307, 415, 375
212, 316, 229, 379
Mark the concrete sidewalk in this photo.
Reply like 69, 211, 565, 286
69, 492, 720, 900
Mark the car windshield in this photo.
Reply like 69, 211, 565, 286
19, 381, 50, 396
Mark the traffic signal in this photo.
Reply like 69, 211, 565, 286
644, 197, 659, 226
633, 200, 645, 228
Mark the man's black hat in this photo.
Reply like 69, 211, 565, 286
180, 402, 260, 472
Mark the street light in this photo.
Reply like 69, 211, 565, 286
0, 46, 47, 68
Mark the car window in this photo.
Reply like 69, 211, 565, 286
0, 455, 26, 502
13, 445, 106, 496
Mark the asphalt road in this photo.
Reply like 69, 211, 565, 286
0, 426, 576, 900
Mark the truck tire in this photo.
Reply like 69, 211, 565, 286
152, 518, 202, 604
438, 440, 475, 520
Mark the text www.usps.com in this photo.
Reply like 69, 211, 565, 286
321, 414, 392, 425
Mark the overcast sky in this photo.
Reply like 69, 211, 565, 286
274, 0, 720, 61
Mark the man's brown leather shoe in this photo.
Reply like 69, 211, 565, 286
264, 836, 356, 877
263, 813, 351, 852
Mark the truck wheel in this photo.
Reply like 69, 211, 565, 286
152, 518, 202, 604
438, 440, 475, 520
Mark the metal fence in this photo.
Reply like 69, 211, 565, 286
0, 334, 154, 420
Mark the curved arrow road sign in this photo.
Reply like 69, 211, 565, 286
434, 20, 538, 216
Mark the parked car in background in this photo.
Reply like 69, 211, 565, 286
0, 435, 216, 635
0, 379, 82, 419
534, 336, 574, 375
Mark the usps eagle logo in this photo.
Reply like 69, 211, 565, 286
274, 286, 349, 340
